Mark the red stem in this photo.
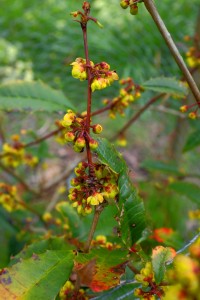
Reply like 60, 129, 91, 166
82, 23, 93, 171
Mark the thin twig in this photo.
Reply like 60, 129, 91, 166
113, 93, 164, 140
24, 128, 62, 149
84, 205, 104, 252
143, 0, 200, 104
0, 162, 39, 196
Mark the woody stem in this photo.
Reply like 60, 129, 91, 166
82, 23, 93, 172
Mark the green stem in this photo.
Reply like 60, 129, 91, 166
143, 0, 200, 104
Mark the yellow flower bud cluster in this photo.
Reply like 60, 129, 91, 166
70, 58, 119, 92
0, 183, 24, 212
92, 235, 121, 250
59, 280, 88, 300
59, 110, 102, 152
120, 0, 139, 15
70, 57, 93, 81
163, 237, 200, 300
103, 77, 143, 119
135, 262, 155, 287
186, 47, 200, 68
1, 136, 38, 168
134, 262, 164, 299
68, 162, 119, 215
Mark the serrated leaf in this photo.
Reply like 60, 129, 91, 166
93, 281, 140, 300
169, 181, 200, 205
152, 246, 176, 284
142, 77, 188, 97
0, 81, 75, 112
74, 248, 129, 292
0, 250, 74, 300
141, 160, 183, 175
9, 237, 74, 266
183, 129, 200, 152
118, 170, 146, 246
96, 138, 127, 173
96, 138, 146, 247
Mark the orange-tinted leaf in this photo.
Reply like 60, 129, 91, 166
152, 246, 176, 284
75, 258, 96, 286
74, 248, 129, 292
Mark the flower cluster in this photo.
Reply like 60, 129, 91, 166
163, 237, 200, 300
134, 262, 164, 299
70, 59, 119, 92
120, 0, 140, 15
68, 162, 119, 215
59, 110, 102, 152
186, 46, 200, 69
59, 280, 88, 300
0, 183, 24, 212
1, 135, 38, 168
180, 103, 199, 119
91, 235, 121, 250
103, 77, 143, 119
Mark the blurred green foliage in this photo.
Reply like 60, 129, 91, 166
0, 0, 199, 272
0, 0, 199, 109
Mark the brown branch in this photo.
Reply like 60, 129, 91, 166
24, 128, 62, 149
84, 205, 104, 252
0, 162, 39, 196
143, 0, 200, 104
113, 93, 164, 140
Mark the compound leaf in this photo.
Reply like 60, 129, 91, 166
0, 81, 75, 112
142, 77, 188, 97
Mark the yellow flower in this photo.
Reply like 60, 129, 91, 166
188, 112, 197, 119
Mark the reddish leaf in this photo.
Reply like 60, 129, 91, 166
74, 248, 129, 292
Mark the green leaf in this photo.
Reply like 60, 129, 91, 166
142, 77, 188, 97
141, 160, 183, 175
152, 246, 175, 284
170, 181, 200, 205
96, 138, 127, 173
0, 250, 74, 300
183, 129, 200, 152
118, 170, 146, 246
93, 282, 140, 300
74, 248, 129, 292
9, 237, 74, 266
96, 138, 146, 247
0, 81, 75, 112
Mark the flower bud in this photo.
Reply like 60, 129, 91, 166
180, 105, 188, 113
93, 124, 103, 134
65, 131, 75, 142
75, 137, 86, 148
89, 139, 98, 150
188, 112, 197, 119
130, 4, 138, 15
70, 177, 80, 186
120, 0, 129, 9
